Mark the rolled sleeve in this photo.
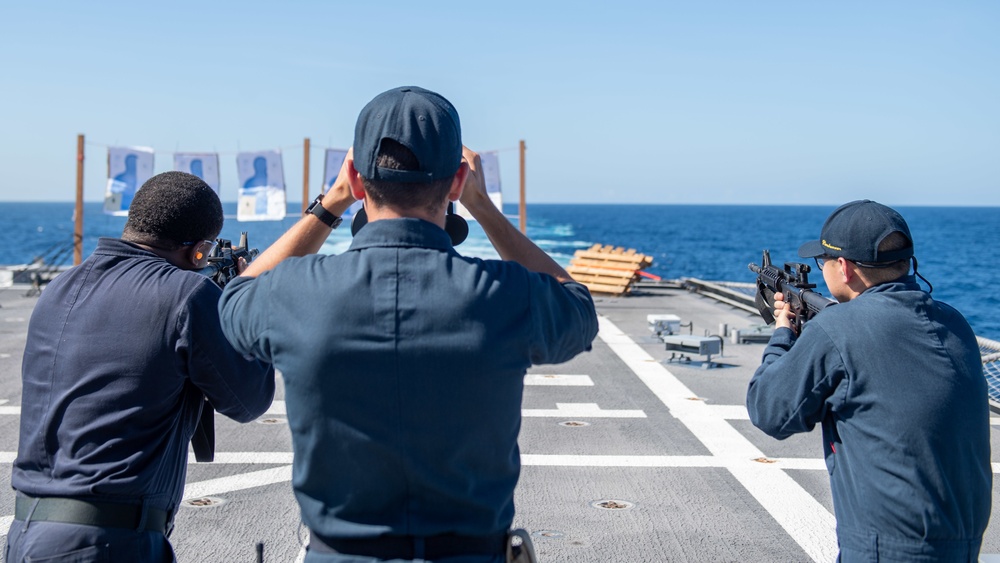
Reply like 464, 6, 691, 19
526, 277, 599, 365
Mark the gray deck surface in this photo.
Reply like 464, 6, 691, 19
1, 285, 999, 562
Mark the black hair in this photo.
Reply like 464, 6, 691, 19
361, 139, 453, 212
856, 232, 912, 284
122, 171, 224, 248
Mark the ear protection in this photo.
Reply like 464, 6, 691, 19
445, 202, 469, 246
351, 205, 368, 237
351, 202, 468, 246
192, 242, 212, 268
349, 206, 368, 237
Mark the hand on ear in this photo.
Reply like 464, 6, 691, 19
458, 147, 483, 209
334, 148, 361, 204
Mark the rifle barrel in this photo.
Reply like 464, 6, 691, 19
749, 257, 836, 327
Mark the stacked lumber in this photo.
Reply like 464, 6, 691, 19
567, 244, 655, 296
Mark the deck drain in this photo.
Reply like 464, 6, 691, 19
256, 417, 287, 425
531, 530, 565, 539
182, 496, 227, 508
559, 420, 590, 427
590, 499, 635, 511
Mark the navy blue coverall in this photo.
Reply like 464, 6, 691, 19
7, 238, 274, 562
747, 276, 990, 562
219, 219, 598, 563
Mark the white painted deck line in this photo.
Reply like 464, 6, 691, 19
597, 315, 838, 563
182, 465, 292, 499
264, 401, 286, 416
522, 454, 722, 468
0, 406, 20, 415
189, 452, 295, 464
521, 402, 646, 418
524, 374, 594, 386
521, 454, 828, 470
270, 398, 639, 418
773, 458, 829, 471
185, 452, 825, 469
0, 455, 833, 545
0, 451, 968, 474
704, 404, 750, 420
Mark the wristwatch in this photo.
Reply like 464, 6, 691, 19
305, 194, 343, 229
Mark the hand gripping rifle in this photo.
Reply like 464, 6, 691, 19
191, 232, 260, 462
199, 232, 261, 288
747, 250, 836, 332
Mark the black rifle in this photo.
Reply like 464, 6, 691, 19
199, 232, 261, 288
748, 250, 836, 332
190, 232, 260, 462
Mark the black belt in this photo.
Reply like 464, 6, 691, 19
15, 495, 173, 535
309, 532, 508, 559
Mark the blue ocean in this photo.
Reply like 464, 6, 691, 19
2, 202, 998, 340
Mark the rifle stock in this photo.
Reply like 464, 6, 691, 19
748, 250, 836, 331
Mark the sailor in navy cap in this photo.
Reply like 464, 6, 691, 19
219, 86, 598, 562
747, 200, 990, 562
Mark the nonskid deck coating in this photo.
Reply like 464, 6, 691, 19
2, 286, 1000, 562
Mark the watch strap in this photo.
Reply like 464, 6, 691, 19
306, 195, 343, 229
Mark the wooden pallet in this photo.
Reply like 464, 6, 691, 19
567, 244, 654, 296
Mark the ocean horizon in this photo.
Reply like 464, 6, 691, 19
2, 201, 998, 340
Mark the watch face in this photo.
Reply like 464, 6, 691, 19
307, 196, 323, 213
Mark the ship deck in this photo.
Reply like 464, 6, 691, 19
1, 284, 999, 562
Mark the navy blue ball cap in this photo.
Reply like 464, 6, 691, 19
798, 200, 914, 263
353, 86, 462, 183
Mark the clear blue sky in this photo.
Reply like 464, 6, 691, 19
2, 1, 998, 206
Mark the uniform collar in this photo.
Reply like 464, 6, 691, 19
862, 274, 921, 294
94, 237, 166, 260
347, 218, 454, 252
